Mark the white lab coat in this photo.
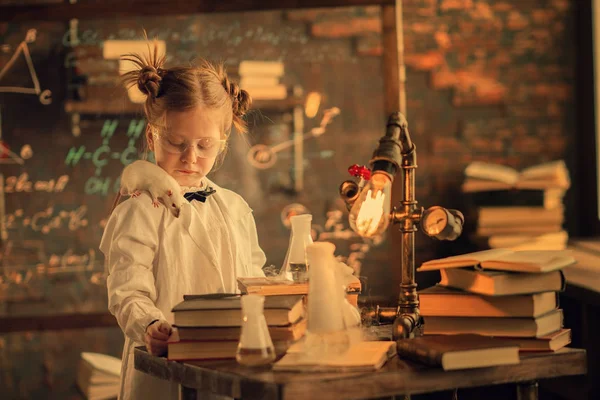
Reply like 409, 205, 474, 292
100, 177, 266, 400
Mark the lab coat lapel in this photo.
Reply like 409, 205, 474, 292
205, 178, 252, 221
178, 202, 219, 272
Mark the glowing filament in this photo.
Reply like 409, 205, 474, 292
355, 189, 386, 237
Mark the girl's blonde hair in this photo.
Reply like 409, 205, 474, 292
120, 41, 251, 165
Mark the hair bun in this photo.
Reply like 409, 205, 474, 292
223, 78, 252, 117
138, 65, 162, 98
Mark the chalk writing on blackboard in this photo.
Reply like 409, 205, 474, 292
3, 205, 88, 235
0, 29, 52, 105
3, 173, 69, 193
65, 119, 145, 174
19, 144, 33, 160
0, 110, 27, 165
0, 239, 99, 287
65, 119, 147, 196
46, 248, 96, 274
247, 107, 340, 169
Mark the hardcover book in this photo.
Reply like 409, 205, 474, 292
396, 334, 520, 371
172, 294, 305, 327
500, 328, 571, 352
176, 318, 306, 342
423, 309, 563, 338
438, 268, 565, 296
419, 286, 558, 317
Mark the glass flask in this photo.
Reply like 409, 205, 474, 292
236, 294, 276, 366
304, 242, 350, 357
280, 214, 314, 282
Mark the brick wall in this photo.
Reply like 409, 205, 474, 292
289, 0, 574, 203
285, 0, 575, 289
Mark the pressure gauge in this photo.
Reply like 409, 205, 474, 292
421, 206, 464, 240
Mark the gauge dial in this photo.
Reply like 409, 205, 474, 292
421, 206, 448, 236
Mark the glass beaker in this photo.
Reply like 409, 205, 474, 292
280, 214, 313, 282
236, 294, 276, 366
304, 242, 350, 357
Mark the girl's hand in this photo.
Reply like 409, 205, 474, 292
144, 320, 173, 356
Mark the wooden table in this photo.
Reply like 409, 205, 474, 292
134, 346, 586, 400
551, 242, 600, 399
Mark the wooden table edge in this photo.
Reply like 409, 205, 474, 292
134, 347, 587, 400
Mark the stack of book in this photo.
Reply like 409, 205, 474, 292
462, 160, 570, 251
76, 352, 121, 400
238, 60, 287, 100
417, 248, 575, 352
167, 294, 305, 361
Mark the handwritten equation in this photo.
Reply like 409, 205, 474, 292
3, 205, 88, 234
3, 173, 69, 193
0, 240, 100, 289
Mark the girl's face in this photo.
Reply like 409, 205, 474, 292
148, 106, 224, 188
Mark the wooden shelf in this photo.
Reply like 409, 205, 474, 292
0, 312, 118, 333
2, 0, 394, 22
65, 94, 305, 115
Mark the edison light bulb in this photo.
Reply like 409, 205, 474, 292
348, 172, 391, 237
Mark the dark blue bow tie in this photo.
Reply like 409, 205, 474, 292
184, 187, 216, 203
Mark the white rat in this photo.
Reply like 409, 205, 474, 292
110, 160, 184, 218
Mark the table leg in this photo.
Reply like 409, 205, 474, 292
516, 381, 539, 400
180, 385, 197, 400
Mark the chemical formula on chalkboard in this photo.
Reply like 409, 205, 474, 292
65, 118, 148, 196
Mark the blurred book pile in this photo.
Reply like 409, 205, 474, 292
238, 60, 287, 100
167, 294, 305, 361
76, 352, 121, 400
418, 248, 575, 352
462, 160, 570, 251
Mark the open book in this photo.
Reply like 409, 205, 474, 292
462, 160, 570, 192
273, 341, 396, 372
417, 249, 576, 273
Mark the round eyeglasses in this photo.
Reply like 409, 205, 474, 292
153, 133, 227, 158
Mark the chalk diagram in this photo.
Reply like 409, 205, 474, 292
0, 29, 52, 105
0, 110, 30, 166
247, 107, 340, 169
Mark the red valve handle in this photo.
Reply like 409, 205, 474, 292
348, 164, 371, 180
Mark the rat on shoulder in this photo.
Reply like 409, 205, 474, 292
110, 160, 184, 218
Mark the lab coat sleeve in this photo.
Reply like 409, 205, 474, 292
100, 196, 166, 343
247, 211, 267, 276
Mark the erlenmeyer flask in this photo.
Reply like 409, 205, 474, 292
236, 294, 276, 366
280, 214, 313, 282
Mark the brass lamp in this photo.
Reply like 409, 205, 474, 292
339, 112, 464, 340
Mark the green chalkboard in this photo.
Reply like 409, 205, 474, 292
0, 9, 392, 317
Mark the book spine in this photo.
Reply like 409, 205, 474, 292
395, 342, 442, 367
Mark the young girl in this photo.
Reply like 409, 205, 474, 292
100, 43, 266, 400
